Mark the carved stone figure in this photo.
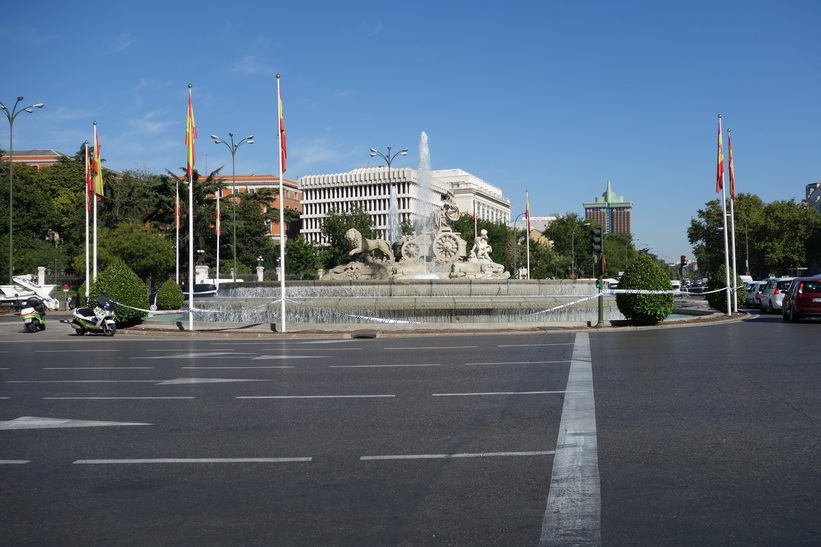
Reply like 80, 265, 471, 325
345, 228, 394, 262
432, 190, 460, 232
469, 229, 492, 261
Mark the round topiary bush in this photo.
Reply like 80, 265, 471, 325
89, 259, 149, 327
705, 264, 745, 313
155, 278, 184, 310
616, 254, 675, 326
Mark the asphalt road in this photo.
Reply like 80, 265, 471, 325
0, 311, 818, 545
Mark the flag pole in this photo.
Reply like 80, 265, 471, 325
186, 84, 196, 332
277, 73, 287, 333
175, 179, 180, 284
727, 128, 738, 313
92, 122, 99, 282
215, 186, 221, 288
718, 115, 731, 316
84, 140, 90, 300
525, 190, 531, 279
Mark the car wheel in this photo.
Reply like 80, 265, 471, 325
789, 306, 800, 323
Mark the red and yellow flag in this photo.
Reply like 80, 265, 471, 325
526, 191, 532, 232
727, 129, 735, 201
278, 84, 287, 172
716, 116, 724, 194
186, 85, 197, 178
93, 123, 104, 197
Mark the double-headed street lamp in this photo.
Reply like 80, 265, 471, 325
369, 146, 408, 241
211, 132, 253, 279
2, 96, 44, 283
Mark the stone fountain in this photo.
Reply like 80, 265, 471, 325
151, 131, 623, 331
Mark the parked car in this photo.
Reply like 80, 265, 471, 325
759, 277, 794, 313
782, 276, 821, 322
745, 281, 764, 308
180, 283, 218, 300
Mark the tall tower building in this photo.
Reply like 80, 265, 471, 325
583, 180, 633, 235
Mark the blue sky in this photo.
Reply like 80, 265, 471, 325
4, 0, 820, 262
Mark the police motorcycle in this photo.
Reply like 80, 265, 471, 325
20, 297, 47, 333
64, 295, 117, 336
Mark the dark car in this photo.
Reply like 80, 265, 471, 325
782, 276, 821, 322
180, 283, 218, 300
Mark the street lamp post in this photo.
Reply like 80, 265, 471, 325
2, 96, 44, 283
211, 132, 253, 280
369, 146, 408, 241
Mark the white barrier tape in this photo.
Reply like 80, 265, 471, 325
526, 294, 602, 316
344, 314, 423, 324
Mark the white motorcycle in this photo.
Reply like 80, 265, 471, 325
64, 295, 117, 336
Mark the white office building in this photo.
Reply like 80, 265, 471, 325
298, 167, 511, 245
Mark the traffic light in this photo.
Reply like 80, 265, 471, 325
680, 255, 686, 267
590, 228, 602, 253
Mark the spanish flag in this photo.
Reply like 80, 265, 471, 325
727, 129, 735, 200
716, 115, 724, 194
278, 84, 287, 172
93, 122, 104, 197
186, 85, 197, 178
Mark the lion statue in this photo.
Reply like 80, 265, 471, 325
344, 228, 394, 261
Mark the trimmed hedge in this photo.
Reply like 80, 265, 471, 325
89, 259, 149, 327
155, 278, 184, 310
615, 254, 674, 326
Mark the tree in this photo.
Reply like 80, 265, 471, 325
320, 204, 376, 269
544, 213, 590, 277
0, 162, 59, 280
689, 193, 821, 277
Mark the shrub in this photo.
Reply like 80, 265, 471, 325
155, 278, 184, 310
89, 259, 149, 327
616, 254, 674, 326
705, 264, 745, 313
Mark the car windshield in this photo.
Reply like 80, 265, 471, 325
776, 281, 792, 290
802, 281, 821, 292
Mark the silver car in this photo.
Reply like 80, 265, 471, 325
759, 277, 794, 313
745, 281, 764, 308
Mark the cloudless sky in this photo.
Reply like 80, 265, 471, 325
4, 0, 820, 262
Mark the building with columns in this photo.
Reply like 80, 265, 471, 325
298, 167, 511, 245
583, 180, 633, 235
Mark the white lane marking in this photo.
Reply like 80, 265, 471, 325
0, 416, 151, 430
329, 364, 441, 368
8, 380, 158, 384
181, 366, 294, 370
260, 348, 359, 351
540, 332, 601, 546
129, 356, 253, 359
157, 378, 271, 385
74, 458, 312, 464
465, 360, 570, 366
361, 451, 555, 461
35, 349, 121, 353
1, 460, 30, 464
237, 394, 395, 399
43, 367, 153, 370
253, 355, 330, 360
497, 343, 574, 347
383, 345, 478, 350
432, 391, 581, 397
43, 397, 194, 400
